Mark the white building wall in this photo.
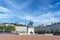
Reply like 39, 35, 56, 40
15, 26, 27, 33
28, 27, 34, 34
15, 26, 35, 35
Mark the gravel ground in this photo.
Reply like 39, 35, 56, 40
0, 34, 60, 40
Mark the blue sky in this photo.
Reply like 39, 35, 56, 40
0, 0, 60, 26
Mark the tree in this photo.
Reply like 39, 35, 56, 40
35, 30, 43, 34
6, 25, 15, 33
50, 30, 54, 33
45, 31, 49, 33
0, 25, 4, 30
28, 21, 33, 27
0, 25, 6, 33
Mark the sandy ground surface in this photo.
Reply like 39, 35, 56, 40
0, 34, 60, 40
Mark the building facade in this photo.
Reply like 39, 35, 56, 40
0, 23, 35, 35
15, 26, 34, 35
34, 23, 60, 33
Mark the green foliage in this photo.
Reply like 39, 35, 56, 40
42, 30, 45, 33
50, 30, 54, 33
6, 25, 15, 32
53, 30, 60, 35
0, 25, 5, 30
55, 30, 60, 33
35, 29, 60, 35
35, 30, 45, 34
0, 25, 15, 33
45, 31, 49, 33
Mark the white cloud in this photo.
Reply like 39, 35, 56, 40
48, 4, 54, 8
56, 2, 60, 5
17, 15, 33, 20
3, 0, 33, 10
1, 0, 60, 25
32, 12, 60, 25
54, 11, 60, 16
0, 6, 14, 18
0, 14, 11, 18
0, 6, 10, 13
17, 12, 60, 25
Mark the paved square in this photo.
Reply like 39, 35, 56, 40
0, 34, 60, 40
